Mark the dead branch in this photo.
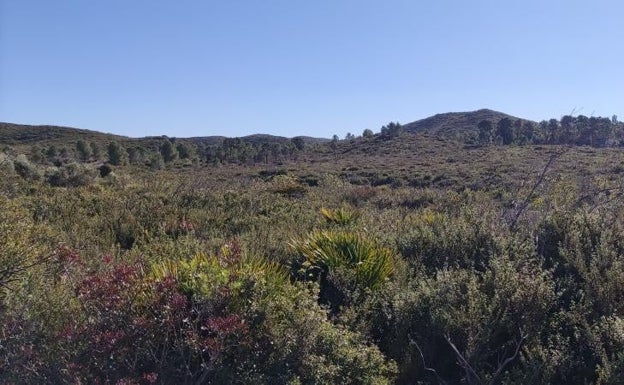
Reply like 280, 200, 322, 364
445, 334, 483, 385
509, 149, 566, 231
489, 332, 528, 384
409, 336, 448, 385
444, 330, 528, 385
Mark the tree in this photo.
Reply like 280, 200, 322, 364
45, 145, 58, 162
107, 141, 125, 165
291, 137, 305, 151
560, 115, 576, 144
176, 142, 192, 160
477, 120, 493, 145
496, 118, 514, 145
362, 129, 374, 138
160, 139, 178, 163
222, 138, 242, 161
76, 140, 91, 162
270, 143, 282, 163
90, 142, 101, 160
547, 119, 560, 144
29, 145, 44, 164
381, 122, 402, 139
59, 147, 71, 161
331, 135, 339, 159
149, 153, 164, 170
126, 147, 146, 165
520, 121, 536, 143
237, 143, 255, 164
589, 116, 613, 147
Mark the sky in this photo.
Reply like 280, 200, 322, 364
1, 0, 623, 138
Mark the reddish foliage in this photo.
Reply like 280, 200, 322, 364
55, 258, 251, 383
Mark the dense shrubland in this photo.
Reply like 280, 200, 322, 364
3, 135, 624, 384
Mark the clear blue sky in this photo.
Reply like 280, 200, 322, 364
1, 1, 622, 138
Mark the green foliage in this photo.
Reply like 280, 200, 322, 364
148, 244, 397, 384
153, 245, 289, 301
0, 152, 14, 173
75, 139, 91, 161
0, 197, 51, 295
497, 117, 514, 145
107, 141, 125, 165
148, 152, 165, 169
295, 230, 394, 291
396, 207, 500, 273
5, 128, 624, 383
13, 154, 42, 180
160, 138, 178, 163
380, 122, 402, 139
320, 206, 361, 227
45, 162, 97, 187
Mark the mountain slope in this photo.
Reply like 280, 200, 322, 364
0, 122, 330, 149
402, 109, 535, 136
0, 122, 128, 145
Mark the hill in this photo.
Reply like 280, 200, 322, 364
402, 109, 535, 136
0, 122, 329, 149
0, 122, 127, 146
1, 110, 534, 148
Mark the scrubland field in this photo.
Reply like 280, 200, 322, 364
3, 120, 624, 384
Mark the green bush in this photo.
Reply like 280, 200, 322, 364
396, 207, 500, 273
320, 206, 361, 227
0, 153, 14, 173
13, 154, 42, 181
45, 162, 97, 187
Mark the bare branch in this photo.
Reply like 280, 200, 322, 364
409, 336, 448, 385
509, 149, 566, 231
488, 332, 528, 385
445, 334, 483, 385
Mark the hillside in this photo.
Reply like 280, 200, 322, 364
402, 109, 535, 136
0, 122, 329, 149
0, 109, 539, 148
0, 122, 127, 145
2, 109, 531, 146
3, 109, 623, 169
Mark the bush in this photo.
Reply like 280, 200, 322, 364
0, 153, 14, 173
13, 154, 41, 181
293, 230, 395, 313
45, 163, 97, 187
320, 206, 360, 227
362, 252, 555, 384
396, 208, 500, 273
44, 245, 397, 384
98, 163, 113, 177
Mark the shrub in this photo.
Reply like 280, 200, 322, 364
320, 206, 360, 227
396, 207, 500, 273
45, 162, 97, 187
366, 253, 555, 384
0, 197, 51, 295
166, 245, 396, 383
270, 175, 307, 198
0, 153, 14, 173
293, 230, 396, 313
98, 163, 113, 177
13, 154, 41, 181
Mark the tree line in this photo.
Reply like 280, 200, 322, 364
24, 136, 310, 168
476, 115, 622, 147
